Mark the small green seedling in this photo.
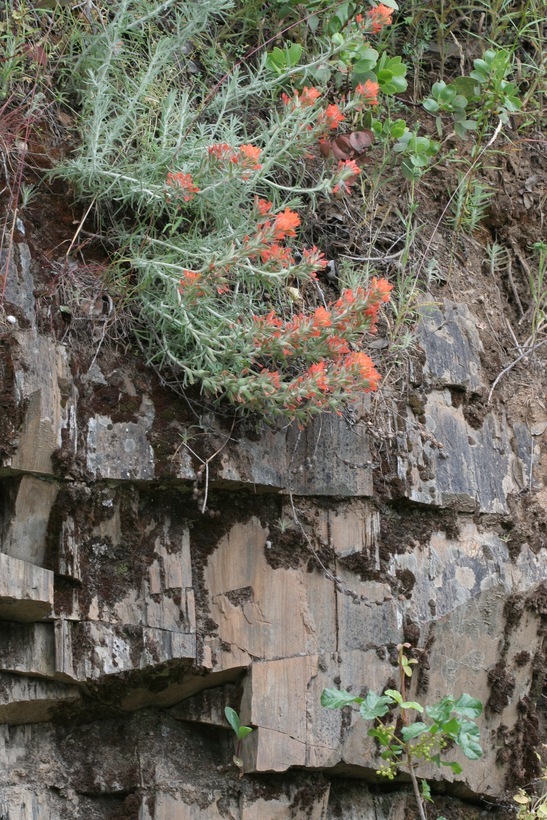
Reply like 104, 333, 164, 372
393, 130, 440, 180
423, 80, 477, 139
224, 706, 254, 774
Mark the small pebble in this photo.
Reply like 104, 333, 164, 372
6, 315, 17, 325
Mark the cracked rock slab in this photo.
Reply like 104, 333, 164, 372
0, 554, 53, 623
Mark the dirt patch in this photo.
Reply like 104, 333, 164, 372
505, 495, 547, 558
379, 501, 460, 560
487, 662, 516, 715
0, 335, 27, 461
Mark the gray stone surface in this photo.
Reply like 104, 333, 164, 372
398, 390, 532, 513
0, 672, 80, 724
5, 331, 77, 475
2, 477, 59, 566
0, 554, 53, 623
0, 623, 55, 679
419, 299, 484, 392
86, 397, 156, 480
1, 243, 35, 325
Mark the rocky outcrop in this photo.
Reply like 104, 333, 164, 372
0, 242, 545, 817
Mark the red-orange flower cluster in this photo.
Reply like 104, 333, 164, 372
367, 3, 394, 33
333, 159, 361, 195
207, 143, 262, 174
355, 79, 380, 106
165, 172, 200, 202
273, 208, 301, 240
319, 103, 345, 130
178, 269, 205, 299
282, 86, 322, 108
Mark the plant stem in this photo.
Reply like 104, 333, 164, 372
407, 753, 428, 820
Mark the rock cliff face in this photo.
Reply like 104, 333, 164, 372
0, 239, 546, 818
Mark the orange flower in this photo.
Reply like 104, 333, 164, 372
327, 336, 350, 357
282, 87, 321, 109
260, 243, 295, 266
237, 144, 262, 170
370, 277, 393, 302
367, 3, 394, 33
335, 289, 356, 307
344, 352, 381, 390
355, 79, 379, 106
319, 103, 345, 130
312, 306, 332, 328
302, 246, 327, 270
307, 361, 329, 392
255, 197, 273, 215
178, 269, 206, 298
333, 159, 361, 194
273, 208, 301, 240
207, 143, 233, 160
301, 86, 321, 106
165, 172, 200, 202
260, 369, 281, 390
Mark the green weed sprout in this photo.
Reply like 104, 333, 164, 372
321, 643, 483, 820
224, 706, 253, 773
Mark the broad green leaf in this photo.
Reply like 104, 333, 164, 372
321, 688, 361, 709
401, 159, 421, 180
356, 47, 379, 63
390, 119, 407, 138
353, 60, 377, 76
384, 689, 403, 704
451, 76, 480, 100
457, 723, 483, 760
401, 701, 424, 712
470, 69, 488, 83
453, 694, 483, 719
389, 76, 408, 93
286, 43, 303, 66
377, 69, 393, 83
387, 58, 407, 77
426, 697, 455, 724
224, 706, 241, 736
360, 691, 394, 720
307, 14, 320, 33
439, 86, 456, 103
410, 154, 429, 167
237, 726, 253, 740
441, 718, 461, 736
473, 58, 489, 72
326, 15, 342, 35
423, 98, 440, 113
401, 722, 429, 740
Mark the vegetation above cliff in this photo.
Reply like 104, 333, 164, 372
0, 0, 545, 427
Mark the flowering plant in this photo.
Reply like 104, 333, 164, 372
55, 0, 395, 424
